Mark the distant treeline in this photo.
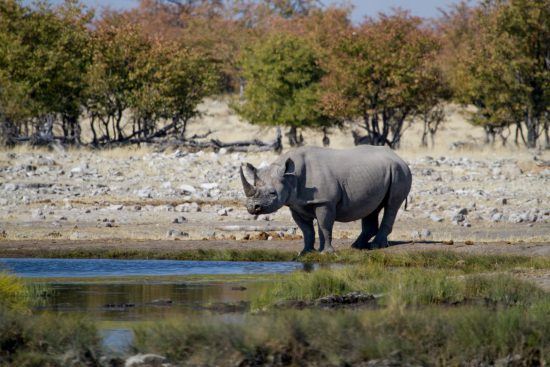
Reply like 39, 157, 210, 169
0, 0, 548, 149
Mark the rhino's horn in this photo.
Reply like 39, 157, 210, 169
240, 165, 256, 197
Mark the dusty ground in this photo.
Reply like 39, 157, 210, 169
0, 100, 549, 255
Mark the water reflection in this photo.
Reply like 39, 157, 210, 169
38, 282, 260, 321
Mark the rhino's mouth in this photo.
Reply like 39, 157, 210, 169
246, 199, 279, 215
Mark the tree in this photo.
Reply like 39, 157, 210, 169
441, 0, 549, 148
322, 12, 444, 148
155, 42, 220, 140
85, 16, 151, 145
0, 0, 92, 146
236, 33, 333, 146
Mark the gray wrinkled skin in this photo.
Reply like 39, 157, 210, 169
240, 146, 412, 254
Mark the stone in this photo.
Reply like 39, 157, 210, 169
217, 208, 228, 216
150, 299, 173, 305
172, 216, 187, 224
457, 208, 468, 215
124, 354, 166, 367
200, 183, 218, 190
166, 229, 189, 239
69, 232, 83, 240
3, 183, 18, 192
491, 213, 503, 222
136, 188, 153, 199
255, 214, 272, 221
429, 213, 444, 223
498, 198, 508, 205
179, 184, 196, 194
70, 164, 88, 174
420, 229, 432, 238
451, 213, 465, 224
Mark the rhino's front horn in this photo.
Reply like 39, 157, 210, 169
240, 166, 256, 197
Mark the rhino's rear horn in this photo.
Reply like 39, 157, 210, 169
240, 165, 256, 197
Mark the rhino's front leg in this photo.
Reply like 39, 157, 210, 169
315, 206, 335, 254
291, 209, 315, 255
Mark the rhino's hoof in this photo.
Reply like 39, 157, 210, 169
351, 242, 368, 250
298, 249, 316, 256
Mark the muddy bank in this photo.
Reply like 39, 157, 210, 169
0, 238, 549, 258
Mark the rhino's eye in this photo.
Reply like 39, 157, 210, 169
269, 190, 277, 196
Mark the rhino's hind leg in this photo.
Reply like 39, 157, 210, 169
370, 197, 406, 250
351, 211, 380, 250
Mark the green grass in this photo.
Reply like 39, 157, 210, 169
0, 309, 100, 367
0, 273, 97, 366
252, 264, 549, 310
0, 248, 298, 262
132, 302, 550, 366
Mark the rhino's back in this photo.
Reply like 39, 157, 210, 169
290, 145, 407, 178
287, 146, 410, 221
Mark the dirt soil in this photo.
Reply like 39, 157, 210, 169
1, 238, 548, 256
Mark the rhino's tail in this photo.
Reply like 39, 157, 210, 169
404, 197, 408, 211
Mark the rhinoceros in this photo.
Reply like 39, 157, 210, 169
240, 145, 412, 254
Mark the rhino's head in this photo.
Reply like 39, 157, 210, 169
240, 158, 296, 215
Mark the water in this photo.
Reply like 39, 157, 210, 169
0, 257, 304, 353
0, 258, 303, 278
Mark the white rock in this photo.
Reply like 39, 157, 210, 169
124, 354, 166, 367
3, 183, 18, 191
135, 188, 153, 199
200, 183, 219, 190
217, 208, 228, 216
429, 214, 444, 223
491, 213, 503, 222
421, 229, 432, 238
70, 164, 88, 174
179, 184, 196, 194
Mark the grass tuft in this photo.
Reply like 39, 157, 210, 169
252, 264, 548, 310
133, 303, 550, 366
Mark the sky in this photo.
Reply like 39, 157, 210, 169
45, 0, 462, 21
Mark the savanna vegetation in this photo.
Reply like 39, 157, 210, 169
133, 262, 550, 366
0, 0, 548, 149
1, 251, 549, 365
0, 272, 100, 366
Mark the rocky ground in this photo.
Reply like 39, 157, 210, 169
0, 144, 548, 249
0, 100, 549, 253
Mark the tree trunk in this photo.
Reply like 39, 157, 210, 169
0, 117, 17, 147
526, 110, 537, 148
90, 117, 98, 146
287, 126, 298, 147
544, 122, 549, 150
116, 110, 124, 141
420, 120, 429, 147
